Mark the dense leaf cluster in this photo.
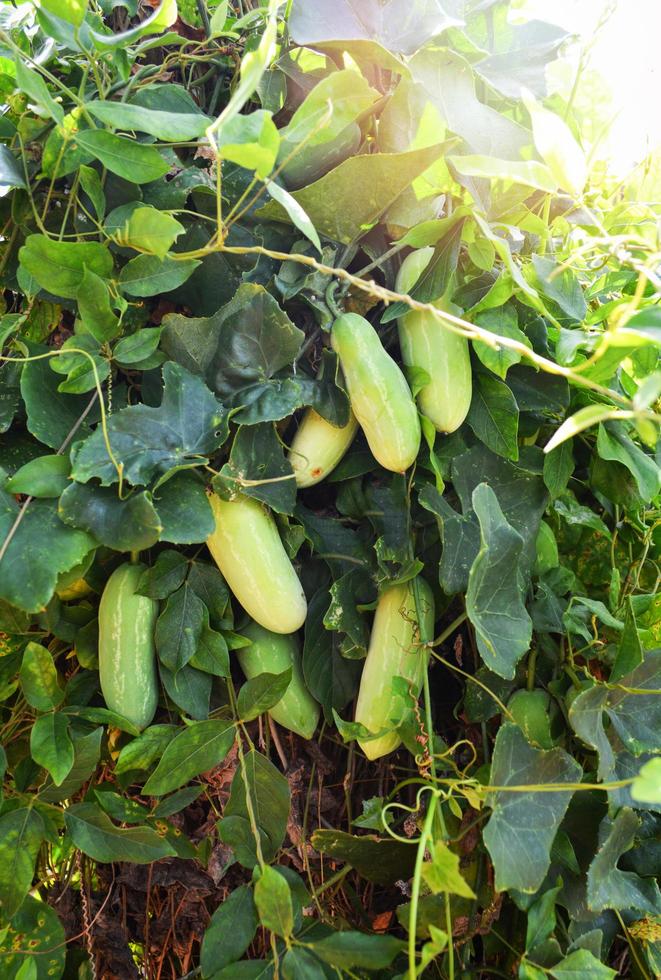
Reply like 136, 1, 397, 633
0, 0, 659, 977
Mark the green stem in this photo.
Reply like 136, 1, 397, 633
408, 793, 436, 979
129, 550, 140, 565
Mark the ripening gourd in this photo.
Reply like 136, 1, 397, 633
396, 248, 472, 433
237, 621, 320, 739
330, 313, 421, 473
355, 577, 435, 760
288, 408, 359, 488
206, 491, 307, 634
98, 562, 159, 731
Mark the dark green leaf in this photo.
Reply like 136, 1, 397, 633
119, 254, 201, 297
201, 885, 258, 977
596, 423, 660, 502
309, 931, 405, 971
550, 949, 616, 980
218, 749, 289, 866
466, 484, 532, 679
311, 829, 416, 886
40, 726, 102, 803
18, 235, 113, 299
30, 713, 73, 785
137, 550, 188, 599
216, 423, 296, 515
75, 130, 169, 183
115, 724, 178, 774
237, 669, 292, 722
155, 582, 206, 672
5, 455, 70, 498
587, 808, 661, 915
20, 346, 97, 449
71, 363, 228, 486
483, 724, 582, 892
58, 482, 162, 551
303, 589, 360, 721
64, 802, 176, 863
254, 865, 294, 938
161, 660, 212, 718
142, 719, 235, 796
466, 373, 519, 460
153, 471, 215, 544
209, 283, 304, 400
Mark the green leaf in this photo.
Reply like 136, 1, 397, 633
187, 561, 229, 622
421, 839, 476, 898
466, 373, 519, 460
40, 0, 87, 26
263, 180, 321, 254
89, 0, 177, 47
77, 268, 120, 342
30, 713, 73, 785
49, 334, 109, 395
303, 588, 360, 721
237, 669, 292, 722
308, 932, 405, 971
0, 894, 66, 980
75, 130, 169, 183
472, 306, 531, 379
20, 345, 98, 449
587, 808, 661, 914
137, 550, 188, 599
40, 726, 102, 803
611, 598, 643, 681
79, 165, 105, 220
0, 145, 27, 194
257, 145, 446, 245
543, 442, 574, 499
142, 719, 235, 796
152, 785, 201, 818
19, 235, 113, 299
449, 153, 557, 191
20, 642, 64, 710
569, 652, 661, 779
58, 482, 162, 551
531, 255, 587, 323
216, 423, 296, 515
113, 328, 164, 368
64, 802, 176, 863
87, 100, 210, 140
190, 622, 229, 677
254, 865, 294, 938
95, 790, 149, 824
14, 58, 64, 124
155, 582, 206, 672
596, 422, 660, 502
119, 254, 201, 297
466, 484, 532, 679
160, 662, 212, 719
550, 948, 616, 980
525, 885, 561, 953
208, 283, 304, 400
310, 829, 416, 886
201, 884, 258, 976
115, 207, 185, 258
5, 455, 69, 498
0, 808, 45, 918
218, 749, 289, 866
71, 362, 228, 486
483, 724, 582, 892
631, 758, 661, 804
153, 471, 215, 544
115, 724, 178, 774
215, 110, 279, 179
